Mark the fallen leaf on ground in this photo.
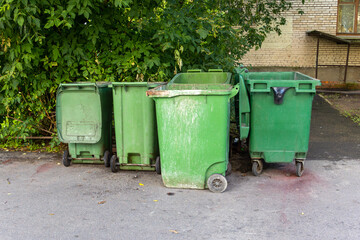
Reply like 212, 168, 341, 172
23, 153, 26, 155
98, 200, 106, 204
169, 230, 178, 234
49, 213, 55, 216
139, 183, 144, 186
153, 200, 158, 202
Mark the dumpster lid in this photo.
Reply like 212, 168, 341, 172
111, 82, 166, 88
56, 83, 103, 144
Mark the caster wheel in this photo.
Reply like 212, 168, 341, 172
110, 155, 119, 173
207, 174, 228, 193
296, 161, 304, 177
252, 160, 263, 176
103, 151, 110, 168
226, 162, 232, 176
155, 156, 161, 175
63, 150, 71, 167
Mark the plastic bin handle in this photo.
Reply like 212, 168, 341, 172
229, 84, 240, 99
187, 69, 203, 73
60, 83, 96, 88
208, 69, 223, 72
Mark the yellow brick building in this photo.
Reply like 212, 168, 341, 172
241, 0, 360, 83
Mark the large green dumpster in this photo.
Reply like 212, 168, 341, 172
242, 72, 321, 177
56, 82, 113, 166
147, 82, 239, 193
170, 69, 236, 162
109, 82, 164, 172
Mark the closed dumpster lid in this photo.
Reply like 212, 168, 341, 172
56, 82, 104, 144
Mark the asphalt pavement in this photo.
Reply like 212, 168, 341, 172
0, 94, 359, 240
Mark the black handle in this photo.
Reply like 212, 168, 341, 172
271, 87, 291, 105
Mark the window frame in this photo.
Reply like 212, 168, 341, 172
336, 0, 360, 35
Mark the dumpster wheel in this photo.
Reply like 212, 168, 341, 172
63, 150, 71, 167
110, 155, 119, 173
296, 160, 304, 177
207, 174, 228, 193
252, 160, 263, 176
103, 151, 110, 168
155, 156, 161, 175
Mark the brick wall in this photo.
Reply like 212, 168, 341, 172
241, 0, 360, 82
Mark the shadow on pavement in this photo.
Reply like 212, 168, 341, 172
308, 95, 360, 160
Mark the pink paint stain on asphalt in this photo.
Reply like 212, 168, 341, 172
0, 159, 13, 165
257, 164, 327, 225
34, 162, 54, 175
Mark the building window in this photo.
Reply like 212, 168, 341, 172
337, 0, 360, 34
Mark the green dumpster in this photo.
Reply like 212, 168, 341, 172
56, 82, 113, 166
109, 82, 164, 172
147, 82, 240, 193
242, 72, 321, 177
170, 69, 236, 163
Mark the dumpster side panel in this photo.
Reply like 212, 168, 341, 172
155, 95, 228, 189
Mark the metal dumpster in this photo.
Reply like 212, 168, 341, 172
56, 82, 113, 166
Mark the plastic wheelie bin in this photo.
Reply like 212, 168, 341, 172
169, 69, 235, 171
56, 82, 113, 166
109, 82, 164, 173
147, 80, 240, 193
241, 71, 321, 177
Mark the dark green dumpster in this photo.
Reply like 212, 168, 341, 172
56, 82, 113, 166
241, 72, 321, 177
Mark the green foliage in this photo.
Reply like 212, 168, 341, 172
0, 0, 296, 145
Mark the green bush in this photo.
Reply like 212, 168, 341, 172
0, 0, 298, 145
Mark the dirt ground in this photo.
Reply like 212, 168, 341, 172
320, 93, 360, 126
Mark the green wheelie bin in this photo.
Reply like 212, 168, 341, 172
56, 82, 113, 166
147, 80, 240, 193
109, 82, 164, 172
241, 72, 321, 177
168, 69, 235, 172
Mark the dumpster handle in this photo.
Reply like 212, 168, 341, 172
208, 69, 223, 72
271, 87, 292, 104
187, 69, 203, 73
229, 84, 240, 99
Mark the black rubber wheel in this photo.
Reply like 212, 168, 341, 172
155, 156, 161, 174
296, 161, 304, 177
207, 174, 228, 193
103, 151, 110, 168
110, 155, 119, 173
62, 150, 71, 167
252, 160, 263, 176
226, 162, 232, 176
